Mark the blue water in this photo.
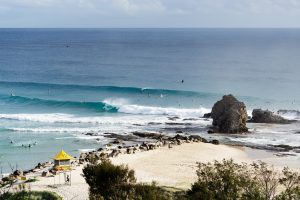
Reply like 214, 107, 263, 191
0, 28, 299, 173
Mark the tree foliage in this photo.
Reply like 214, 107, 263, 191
188, 159, 300, 200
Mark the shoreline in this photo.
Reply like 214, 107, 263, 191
24, 140, 299, 200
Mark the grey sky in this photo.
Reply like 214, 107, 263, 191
0, 0, 300, 27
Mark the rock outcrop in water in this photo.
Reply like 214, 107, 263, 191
249, 109, 290, 124
210, 94, 248, 133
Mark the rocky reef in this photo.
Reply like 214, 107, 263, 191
78, 134, 217, 164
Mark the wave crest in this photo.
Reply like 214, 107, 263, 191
2, 95, 118, 112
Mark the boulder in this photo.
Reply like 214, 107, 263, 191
109, 149, 120, 157
126, 147, 134, 154
250, 109, 289, 124
211, 95, 248, 133
210, 140, 220, 145
203, 113, 211, 118
112, 139, 123, 144
42, 171, 49, 177
13, 170, 23, 176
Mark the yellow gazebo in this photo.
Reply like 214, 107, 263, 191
53, 150, 74, 171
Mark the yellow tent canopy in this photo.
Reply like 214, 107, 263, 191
53, 150, 74, 161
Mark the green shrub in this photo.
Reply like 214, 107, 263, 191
83, 158, 136, 200
187, 159, 300, 200
83, 158, 300, 200
133, 182, 172, 200
0, 191, 62, 200
83, 159, 172, 200
187, 159, 263, 200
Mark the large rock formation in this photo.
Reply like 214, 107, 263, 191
211, 94, 248, 133
249, 109, 290, 124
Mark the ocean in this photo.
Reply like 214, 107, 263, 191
0, 28, 299, 173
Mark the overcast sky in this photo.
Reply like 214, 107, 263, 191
1, 0, 300, 28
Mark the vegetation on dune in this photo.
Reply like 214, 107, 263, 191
82, 158, 173, 200
83, 158, 300, 200
185, 159, 300, 200
0, 191, 62, 200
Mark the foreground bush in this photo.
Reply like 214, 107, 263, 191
187, 159, 300, 200
133, 183, 172, 200
83, 159, 136, 200
83, 159, 173, 200
0, 191, 62, 200
83, 158, 300, 200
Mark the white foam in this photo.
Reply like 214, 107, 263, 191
103, 98, 130, 106
104, 98, 211, 117
11, 127, 101, 133
0, 103, 211, 124
78, 148, 96, 152
277, 111, 300, 120
0, 113, 166, 124
118, 104, 210, 117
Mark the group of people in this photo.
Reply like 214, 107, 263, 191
21, 142, 37, 148
10, 140, 37, 148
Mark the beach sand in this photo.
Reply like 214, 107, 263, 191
30, 165, 89, 200
29, 142, 299, 200
111, 142, 249, 189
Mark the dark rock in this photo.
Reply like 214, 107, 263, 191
104, 133, 139, 141
132, 131, 162, 139
249, 109, 290, 124
188, 135, 207, 143
126, 147, 134, 154
112, 139, 123, 144
293, 149, 300, 153
85, 132, 97, 136
35, 163, 42, 169
183, 118, 200, 121
148, 122, 162, 125
203, 113, 211, 118
165, 122, 192, 126
271, 144, 294, 151
13, 170, 23, 176
176, 130, 183, 133
133, 124, 143, 126
2, 177, 10, 182
202, 138, 209, 143
42, 171, 49, 177
109, 149, 120, 157
173, 134, 188, 141
168, 116, 180, 121
274, 153, 296, 157
207, 129, 215, 134
211, 95, 248, 133
210, 140, 220, 145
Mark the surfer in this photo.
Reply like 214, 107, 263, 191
181, 79, 184, 83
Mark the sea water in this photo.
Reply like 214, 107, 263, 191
0, 28, 299, 173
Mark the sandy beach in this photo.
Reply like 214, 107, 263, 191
26, 142, 299, 200
111, 142, 249, 189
